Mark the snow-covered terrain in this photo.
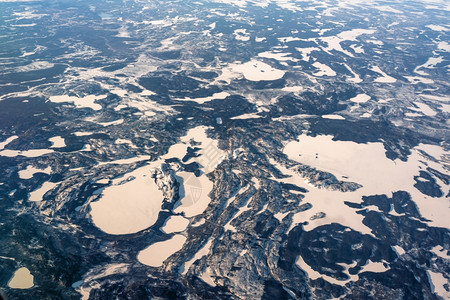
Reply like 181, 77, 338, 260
0, 0, 448, 298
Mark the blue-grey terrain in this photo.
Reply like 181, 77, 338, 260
0, 0, 449, 299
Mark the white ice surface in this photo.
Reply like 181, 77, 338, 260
98, 119, 124, 126
0, 135, 18, 150
283, 135, 450, 232
172, 127, 225, 217
405, 76, 434, 84
414, 57, 443, 75
344, 63, 363, 83
282, 86, 304, 93
90, 126, 224, 235
297, 253, 390, 285
322, 114, 345, 120
230, 113, 262, 120
350, 44, 364, 54
49, 94, 107, 110
16, 61, 53, 72
371, 66, 396, 83
312, 62, 336, 76
19, 165, 51, 179
296, 255, 345, 285
431, 246, 450, 260
295, 47, 319, 61
97, 155, 151, 166
413, 102, 437, 116
73, 132, 95, 137
427, 270, 450, 299
29, 181, 57, 202
350, 94, 371, 103
137, 234, 187, 267
89, 165, 165, 235
49, 136, 66, 148
234, 28, 250, 41
392, 245, 405, 256
436, 41, 450, 52
8, 267, 34, 289
176, 92, 229, 104
426, 24, 449, 32
73, 263, 129, 300
0, 148, 54, 158
181, 238, 213, 275
173, 171, 214, 218
200, 267, 217, 286
231, 60, 285, 81
161, 215, 190, 234
320, 29, 375, 57
258, 51, 298, 62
